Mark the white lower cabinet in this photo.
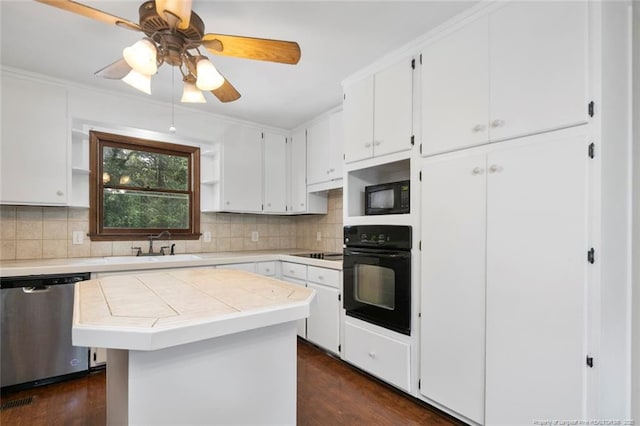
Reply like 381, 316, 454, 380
255, 261, 276, 276
344, 320, 410, 392
420, 128, 589, 424
90, 347, 107, 368
282, 262, 341, 353
306, 266, 341, 354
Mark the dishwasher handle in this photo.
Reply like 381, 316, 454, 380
22, 286, 52, 294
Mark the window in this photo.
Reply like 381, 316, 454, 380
89, 131, 200, 241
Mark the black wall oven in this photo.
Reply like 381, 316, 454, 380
343, 225, 412, 335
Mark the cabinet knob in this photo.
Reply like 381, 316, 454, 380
472, 124, 486, 133
364, 142, 372, 148
329, 168, 335, 173
491, 119, 505, 128
300, 203, 304, 207
267, 203, 271, 207
56, 190, 64, 196
374, 140, 382, 146
471, 167, 484, 175
318, 276, 324, 280
226, 201, 230, 205
489, 164, 502, 173
368, 351, 376, 359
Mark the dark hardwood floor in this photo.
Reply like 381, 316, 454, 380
1, 340, 460, 425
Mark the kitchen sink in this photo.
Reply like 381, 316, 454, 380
104, 254, 202, 264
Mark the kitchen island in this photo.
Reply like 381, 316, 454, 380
73, 268, 315, 426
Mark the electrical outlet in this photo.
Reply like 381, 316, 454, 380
251, 231, 259, 242
72, 231, 84, 245
203, 231, 212, 242
316, 231, 322, 241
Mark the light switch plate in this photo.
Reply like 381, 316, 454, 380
251, 231, 259, 242
203, 231, 212, 242
72, 231, 84, 245
316, 231, 322, 241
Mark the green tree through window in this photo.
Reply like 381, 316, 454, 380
89, 131, 201, 241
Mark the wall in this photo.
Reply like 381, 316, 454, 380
632, 0, 639, 421
0, 189, 343, 261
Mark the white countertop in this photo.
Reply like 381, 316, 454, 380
0, 249, 342, 277
73, 268, 315, 351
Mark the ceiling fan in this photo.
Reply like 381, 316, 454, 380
35, 0, 301, 103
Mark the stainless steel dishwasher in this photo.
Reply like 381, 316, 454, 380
0, 272, 90, 390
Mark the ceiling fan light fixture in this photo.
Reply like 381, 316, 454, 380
122, 69, 152, 94
123, 38, 157, 76
155, 0, 192, 30
181, 76, 206, 103
196, 57, 224, 91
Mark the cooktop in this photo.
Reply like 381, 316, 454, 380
292, 252, 343, 261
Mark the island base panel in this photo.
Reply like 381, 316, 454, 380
107, 322, 297, 426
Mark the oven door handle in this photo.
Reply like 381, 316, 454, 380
344, 248, 410, 258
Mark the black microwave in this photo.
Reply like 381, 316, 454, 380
364, 180, 410, 215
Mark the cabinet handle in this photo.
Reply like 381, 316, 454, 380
364, 142, 372, 148
289, 270, 295, 274
56, 190, 64, 196
489, 164, 502, 173
472, 124, 486, 133
471, 167, 484, 175
329, 168, 335, 173
318, 276, 324, 280
491, 119, 505, 128
374, 140, 382, 146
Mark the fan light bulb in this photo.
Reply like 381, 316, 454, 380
196, 58, 224, 91
123, 38, 157, 76
122, 70, 152, 94
181, 77, 206, 103
156, 0, 192, 30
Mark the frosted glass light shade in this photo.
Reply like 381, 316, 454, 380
122, 70, 152, 94
181, 79, 206, 103
123, 38, 157, 76
196, 58, 224, 90
156, 0, 192, 29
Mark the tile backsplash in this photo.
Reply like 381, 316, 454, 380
0, 189, 343, 261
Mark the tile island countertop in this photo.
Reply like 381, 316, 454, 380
80, 268, 315, 426
73, 268, 315, 351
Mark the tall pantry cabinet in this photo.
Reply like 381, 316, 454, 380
418, 1, 597, 425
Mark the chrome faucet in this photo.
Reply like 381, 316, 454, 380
146, 231, 171, 255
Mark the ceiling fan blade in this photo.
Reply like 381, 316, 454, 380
35, 0, 141, 31
95, 59, 132, 80
211, 78, 241, 103
202, 34, 301, 65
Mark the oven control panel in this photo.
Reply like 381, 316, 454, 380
344, 225, 412, 250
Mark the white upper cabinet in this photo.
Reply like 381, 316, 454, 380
421, 16, 490, 155
306, 110, 343, 187
344, 58, 414, 163
289, 129, 307, 213
220, 125, 263, 213
263, 132, 287, 213
421, 1, 588, 156
1, 76, 69, 205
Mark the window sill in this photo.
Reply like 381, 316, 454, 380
88, 233, 202, 242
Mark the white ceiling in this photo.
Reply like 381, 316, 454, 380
1, 1, 477, 130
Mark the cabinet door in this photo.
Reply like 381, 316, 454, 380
306, 118, 331, 185
343, 76, 374, 162
374, 58, 413, 157
1, 76, 68, 205
306, 283, 340, 354
290, 129, 307, 213
489, 1, 588, 141
263, 132, 287, 213
485, 132, 588, 424
221, 125, 262, 212
421, 16, 489, 156
420, 151, 487, 424
327, 111, 344, 181
280, 276, 307, 338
